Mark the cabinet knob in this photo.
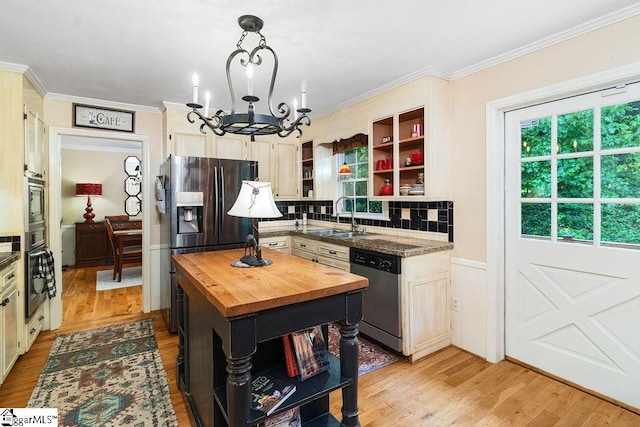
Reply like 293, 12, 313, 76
329, 250, 337, 255
30, 328, 36, 335
0, 297, 9, 306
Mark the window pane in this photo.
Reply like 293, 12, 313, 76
521, 117, 551, 158
355, 181, 367, 196
355, 198, 367, 213
601, 101, 640, 149
557, 157, 593, 198
345, 150, 357, 164
342, 181, 355, 197
601, 153, 640, 198
602, 204, 640, 245
369, 200, 382, 214
557, 109, 593, 153
521, 160, 551, 198
522, 203, 551, 237
356, 162, 369, 179
558, 203, 593, 241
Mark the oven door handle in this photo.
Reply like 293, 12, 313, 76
30, 249, 48, 258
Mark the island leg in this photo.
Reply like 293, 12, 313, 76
226, 355, 252, 427
339, 322, 360, 426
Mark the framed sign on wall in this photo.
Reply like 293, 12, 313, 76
73, 103, 135, 132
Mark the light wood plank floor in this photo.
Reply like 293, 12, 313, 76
1, 264, 638, 426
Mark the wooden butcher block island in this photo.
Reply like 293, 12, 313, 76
172, 248, 368, 427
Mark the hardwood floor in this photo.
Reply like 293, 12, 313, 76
1, 264, 638, 426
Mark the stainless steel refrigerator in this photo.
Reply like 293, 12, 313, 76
158, 155, 258, 332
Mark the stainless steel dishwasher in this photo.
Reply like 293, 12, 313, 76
350, 247, 402, 352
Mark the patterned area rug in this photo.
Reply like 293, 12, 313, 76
28, 319, 177, 426
327, 323, 399, 376
96, 266, 142, 291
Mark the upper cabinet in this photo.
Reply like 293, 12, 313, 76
273, 139, 298, 199
369, 77, 450, 200
24, 110, 46, 179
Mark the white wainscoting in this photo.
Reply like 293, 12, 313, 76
450, 257, 487, 359
148, 244, 164, 312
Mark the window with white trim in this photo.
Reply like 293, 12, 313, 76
337, 147, 386, 218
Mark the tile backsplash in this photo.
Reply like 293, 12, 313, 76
267, 200, 454, 242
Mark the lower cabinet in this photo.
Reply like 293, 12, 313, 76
291, 237, 350, 271
24, 303, 45, 352
402, 250, 452, 362
258, 236, 290, 254
0, 262, 19, 385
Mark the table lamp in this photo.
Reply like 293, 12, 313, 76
76, 183, 102, 223
227, 180, 282, 267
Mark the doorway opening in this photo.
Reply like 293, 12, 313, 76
47, 127, 151, 330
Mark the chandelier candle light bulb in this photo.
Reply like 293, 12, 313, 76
204, 91, 211, 117
246, 64, 254, 96
192, 72, 199, 103
301, 79, 307, 109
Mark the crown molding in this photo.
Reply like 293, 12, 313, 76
451, 3, 640, 80
46, 92, 162, 113
313, 65, 452, 119
0, 61, 28, 73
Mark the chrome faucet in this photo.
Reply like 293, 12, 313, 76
335, 196, 363, 233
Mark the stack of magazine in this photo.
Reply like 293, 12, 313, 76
283, 325, 330, 381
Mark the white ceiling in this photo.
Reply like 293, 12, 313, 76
2, 1, 640, 117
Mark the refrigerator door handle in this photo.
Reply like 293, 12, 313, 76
219, 166, 225, 231
214, 166, 219, 236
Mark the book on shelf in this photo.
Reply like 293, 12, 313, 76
282, 335, 298, 378
251, 374, 296, 416
257, 406, 301, 427
290, 325, 330, 381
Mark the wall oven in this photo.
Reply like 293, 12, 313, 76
25, 244, 48, 319
27, 178, 46, 228
25, 176, 48, 319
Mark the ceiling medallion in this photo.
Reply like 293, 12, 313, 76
187, 15, 311, 141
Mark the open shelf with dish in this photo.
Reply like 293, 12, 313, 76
301, 140, 314, 198
370, 107, 425, 197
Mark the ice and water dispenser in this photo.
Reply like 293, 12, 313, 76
176, 192, 204, 234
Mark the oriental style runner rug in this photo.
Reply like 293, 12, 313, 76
327, 323, 399, 376
28, 319, 178, 426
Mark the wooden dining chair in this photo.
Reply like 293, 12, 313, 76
105, 217, 142, 281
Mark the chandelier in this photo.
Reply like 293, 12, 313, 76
187, 15, 311, 141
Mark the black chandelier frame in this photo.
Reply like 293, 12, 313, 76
187, 15, 311, 141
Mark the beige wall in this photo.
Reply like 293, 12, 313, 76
61, 150, 142, 225
450, 14, 640, 263
44, 98, 164, 245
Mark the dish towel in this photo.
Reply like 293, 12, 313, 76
34, 249, 57, 298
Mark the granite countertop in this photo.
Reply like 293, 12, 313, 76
0, 251, 21, 271
260, 226, 453, 257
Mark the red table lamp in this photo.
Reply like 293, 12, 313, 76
76, 183, 102, 223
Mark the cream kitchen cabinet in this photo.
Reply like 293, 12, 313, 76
0, 262, 19, 385
290, 236, 317, 262
248, 138, 298, 199
258, 236, 290, 254
169, 132, 213, 157
290, 237, 349, 271
317, 241, 350, 271
273, 139, 298, 199
24, 108, 46, 179
402, 249, 452, 362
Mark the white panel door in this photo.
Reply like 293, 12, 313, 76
505, 82, 640, 409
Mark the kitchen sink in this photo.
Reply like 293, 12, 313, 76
305, 229, 347, 236
305, 229, 370, 239
329, 232, 370, 239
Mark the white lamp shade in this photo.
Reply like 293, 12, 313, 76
227, 181, 283, 218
